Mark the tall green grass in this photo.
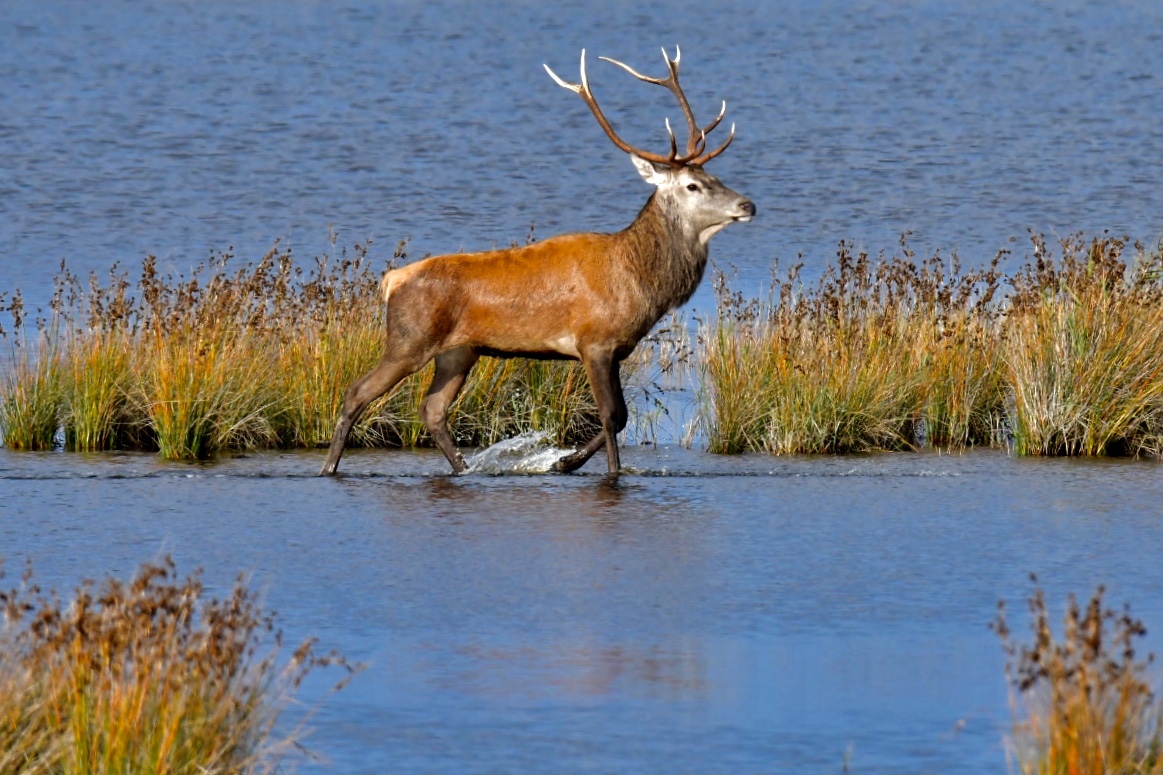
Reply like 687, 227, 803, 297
0, 557, 355, 775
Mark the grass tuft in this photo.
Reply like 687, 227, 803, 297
993, 580, 1163, 775
702, 240, 1005, 454
0, 335, 63, 451
1003, 235, 1163, 456
702, 233, 1163, 458
0, 556, 356, 775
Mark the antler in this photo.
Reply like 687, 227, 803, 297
544, 47, 735, 168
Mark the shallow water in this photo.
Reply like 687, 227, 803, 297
5, 445, 1163, 773
2, 0, 1163, 314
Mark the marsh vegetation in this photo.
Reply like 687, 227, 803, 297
704, 232, 1163, 457
3, 233, 1163, 461
994, 582, 1163, 775
0, 557, 354, 775
0, 239, 603, 459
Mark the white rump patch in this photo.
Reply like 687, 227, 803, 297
380, 272, 395, 303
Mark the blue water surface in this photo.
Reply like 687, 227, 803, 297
4, 447, 1163, 773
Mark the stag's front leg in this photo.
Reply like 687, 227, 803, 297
553, 350, 626, 474
419, 347, 479, 473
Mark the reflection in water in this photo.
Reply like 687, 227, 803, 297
385, 474, 673, 529
438, 640, 707, 701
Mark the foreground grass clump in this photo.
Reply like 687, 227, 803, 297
0, 557, 354, 775
702, 233, 1163, 456
0, 239, 603, 459
993, 582, 1163, 775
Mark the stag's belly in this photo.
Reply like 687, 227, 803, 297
469, 330, 581, 360
474, 346, 577, 362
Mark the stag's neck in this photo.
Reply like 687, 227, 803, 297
620, 192, 710, 316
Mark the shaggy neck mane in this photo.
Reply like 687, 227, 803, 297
620, 191, 710, 316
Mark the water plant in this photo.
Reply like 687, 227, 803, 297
700, 233, 1163, 458
0, 556, 355, 775
701, 240, 1005, 454
0, 290, 64, 451
5, 231, 1163, 460
993, 580, 1163, 774
0, 334, 62, 451
1003, 235, 1163, 456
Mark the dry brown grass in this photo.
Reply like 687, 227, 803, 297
0, 557, 355, 775
702, 240, 1005, 453
0, 238, 604, 459
993, 580, 1163, 775
701, 233, 1163, 457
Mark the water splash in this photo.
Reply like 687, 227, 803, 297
465, 431, 571, 475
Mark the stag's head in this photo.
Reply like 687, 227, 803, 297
546, 47, 755, 245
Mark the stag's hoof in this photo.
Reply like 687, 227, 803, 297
552, 452, 586, 474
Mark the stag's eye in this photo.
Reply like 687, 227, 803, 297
686, 183, 700, 192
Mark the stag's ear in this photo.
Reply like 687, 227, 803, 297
630, 153, 670, 186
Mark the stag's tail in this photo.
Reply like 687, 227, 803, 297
379, 271, 396, 304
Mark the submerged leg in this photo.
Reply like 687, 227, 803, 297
419, 347, 480, 473
553, 351, 626, 475
320, 355, 423, 475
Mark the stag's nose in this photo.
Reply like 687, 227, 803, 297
738, 200, 756, 217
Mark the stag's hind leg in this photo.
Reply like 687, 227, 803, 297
553, 350, 627, 475
320, 354, 424, 476
420, 346, 479, 473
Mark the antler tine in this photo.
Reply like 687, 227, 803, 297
599, 55, 664, 85
545, 49, 678, 167
691, 122, 735, 166
543, 60, 580, 94
702, 100, 727, 138
601, 47, 700, 158
547, 48, 736, 168
663, 117, 678, 163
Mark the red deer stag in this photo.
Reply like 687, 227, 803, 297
320, 47, 754, 476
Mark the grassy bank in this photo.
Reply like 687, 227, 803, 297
701, 233, 1163, 456
0, 240, 604, 459
4, 233, 1163, 460
0, 557, 354, 775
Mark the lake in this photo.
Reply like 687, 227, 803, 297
4, 0, 1163, 771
